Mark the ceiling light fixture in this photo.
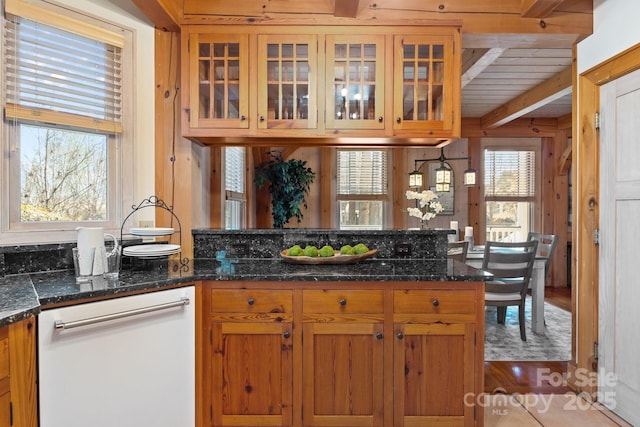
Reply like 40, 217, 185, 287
408, 147, 476, 192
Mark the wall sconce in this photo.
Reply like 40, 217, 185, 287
410, 147, 476, 191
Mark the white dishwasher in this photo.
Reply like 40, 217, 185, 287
38, 286, 195, 427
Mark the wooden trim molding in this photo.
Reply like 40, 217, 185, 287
570, 41, 640, 395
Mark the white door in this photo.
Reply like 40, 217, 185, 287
599, 67, 640, 425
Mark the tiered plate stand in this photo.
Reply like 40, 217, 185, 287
120, 195, 190, 272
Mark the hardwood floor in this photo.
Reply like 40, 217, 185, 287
485, 286, 572, 394
483, 287, 632, 426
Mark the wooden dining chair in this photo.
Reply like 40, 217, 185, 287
447, 240, 469, 263
527, 232, 558, 278
482, 240, 538, 341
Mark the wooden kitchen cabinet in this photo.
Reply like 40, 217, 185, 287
325, 35, 386, 131
186, 33, 249, 130
199, 282, 483, 427
257, 34, 318, 131
208, 289, 294, 427
302, 290, 385, 426
181, 26, 461, 144
393, 289, 478, 426
393, 32, 460, 137
0, 318, 37, 427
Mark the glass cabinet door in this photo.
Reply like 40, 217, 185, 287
393, 35, 455, 132
190, 34, 248, 129
325, 35, 385, 130
257, 35, 317, 129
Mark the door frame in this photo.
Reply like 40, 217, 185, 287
571, 42, 640, 395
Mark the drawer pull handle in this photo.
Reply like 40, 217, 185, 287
432, 299, 440, 307
375, 332, 383, 340
396, 117, 401, 123
378, 116, 383, 123
396, 331, 404, 340
339, 298, 347, 306
247, 298, 255, 306
283, 331, 290, 339
240, 115, 246, 121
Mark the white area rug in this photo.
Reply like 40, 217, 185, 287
484, 296, 571, 361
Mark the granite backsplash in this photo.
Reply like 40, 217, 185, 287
192, 228, 453, 259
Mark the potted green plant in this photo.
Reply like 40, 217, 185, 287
254, 150, 316, 228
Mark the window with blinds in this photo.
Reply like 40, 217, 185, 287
2, 2, 129, 232
224, 147, 246, 229
4, 15, 123, 133
337, 150, 388, 195
484, 150, 536, 200
483, 148, 536, 242
337, 150, 388, 229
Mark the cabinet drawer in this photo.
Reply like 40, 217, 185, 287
394, 289, 476, 316
0, 328, 8, 380
303, 290, 384, 314
211, 289, 292, 313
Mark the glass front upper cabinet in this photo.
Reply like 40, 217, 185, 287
189, 34, 249, 129
325, 35, 385, 130
257, 35, 317, 130
393, 35, 456, 132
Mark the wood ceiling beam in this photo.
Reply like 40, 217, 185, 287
334, 0, 360, 18
521, 0, 565, 18
480, 66, 573, 129
130, 0, 180, 32
461, 47, 507, 88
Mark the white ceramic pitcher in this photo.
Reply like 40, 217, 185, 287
76, 227, 118, 275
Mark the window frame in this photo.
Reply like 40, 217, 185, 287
0, 0, 134, 244
480, 138, 541, 244
336, 149, 391, 230
223, 146, 246, 230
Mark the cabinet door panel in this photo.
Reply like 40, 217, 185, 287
258, 34, 317, 130
393, 323, 475, 426
212, 322, 293, 426
303, 322, 384, 427
0, 391, 10, 427
393, 35, 456, 133
325, 35, 385, 130
189, 33, 249, 129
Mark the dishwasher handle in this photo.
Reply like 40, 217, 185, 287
54, 296, 190, 331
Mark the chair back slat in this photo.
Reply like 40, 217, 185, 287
527, 232, 558, 277
447, 240, 469, 263
482, 240, 538, 297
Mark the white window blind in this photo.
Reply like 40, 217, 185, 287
337, 150, 388, 195
4, 14, 123, 133
225, 147, 245, 194
484, 149, 536, 199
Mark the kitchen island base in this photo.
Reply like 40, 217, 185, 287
197, 280, 485, 427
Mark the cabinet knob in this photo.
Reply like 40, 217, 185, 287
396, 117, 401, 123
375, 332, 383, 340
396, 331, 404, 340
247, 298, 255, 306
378, 116, 383, 123
240, 115, 246, 121
259, 115, 265, 122
283, 331, 290, 339
432, 299, 440, 307
339, 298, 347, 306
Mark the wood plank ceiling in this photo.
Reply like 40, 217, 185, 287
126, 0, 590, 129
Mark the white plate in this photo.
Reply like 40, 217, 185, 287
129, 227, 175, 236
123, 244, 181, 258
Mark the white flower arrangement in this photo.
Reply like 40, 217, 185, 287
406, 189, 444, 223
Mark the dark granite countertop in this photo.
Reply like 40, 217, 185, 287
1, 257, 492, 327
